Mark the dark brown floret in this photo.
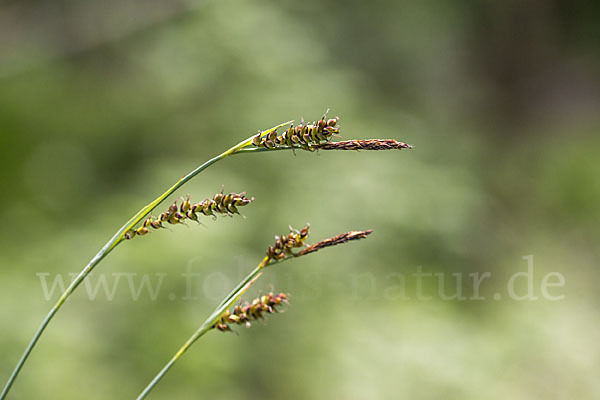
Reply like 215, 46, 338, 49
124, 191, 254, 240
297, 230, 373, 256
214, 292, 289, 332
315, 139, 412, 151
265, 225, 310, 263
253, 112, 340, 150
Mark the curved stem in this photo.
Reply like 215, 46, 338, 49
236, 145, 305, 153
0, 121, 292, 400
0, 248, 113, 400
135, 324, 213, 400
136, 258, 269, 400
135, 227, 371, 399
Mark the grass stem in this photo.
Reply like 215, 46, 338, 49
136, 228, 373, 399
136, 258, 269, 400
0, 122, 291, 399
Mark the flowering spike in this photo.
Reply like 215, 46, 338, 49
124, 191, 254, 240
251, 114, 412, 152
213, 292, 288, 332
315, 139, 412, 151
252, 112, 340, 151
297, 230, 373, 256
262, 226, 372, 265
265, 225, 310, 263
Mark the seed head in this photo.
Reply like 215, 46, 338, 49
214, 292, 288, 332
263, 226, 373, 264
253, 112, 340, 151
315, 139, 412, 151
124, 191, 254, 240
297, 230, 373, 256
265, 225, 310, 263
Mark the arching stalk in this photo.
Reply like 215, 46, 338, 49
0, 121, 292, 400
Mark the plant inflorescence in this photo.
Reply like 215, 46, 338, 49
124, 191, 254, 239
214, 292, 288, 332
265, 225, 311, 262
315, 139, 412, 151
252, 113, 340, 150
2, 111, 412, 400
298, 229, 373, 256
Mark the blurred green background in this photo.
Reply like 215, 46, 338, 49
1, 0, 599, 399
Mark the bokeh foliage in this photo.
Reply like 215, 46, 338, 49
1, 0, 599, 399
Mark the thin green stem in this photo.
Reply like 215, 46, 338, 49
136, 259, 269, 400
0, 121, 292, 400
135, 324, 214, 400
236, 145, 306, 153
136, 228, 373, 399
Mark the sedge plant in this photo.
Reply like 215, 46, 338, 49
136, 226, 372, 399
1, 111, 411, 399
